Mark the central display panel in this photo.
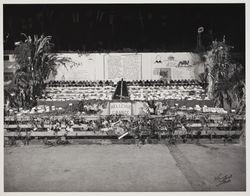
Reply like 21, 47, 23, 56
104, 54, 142, 81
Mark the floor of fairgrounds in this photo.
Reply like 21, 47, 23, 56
4, 143, 246, 192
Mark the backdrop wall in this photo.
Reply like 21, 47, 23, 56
52, 52, 205, 81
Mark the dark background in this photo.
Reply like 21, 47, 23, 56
3, 4, 245, 52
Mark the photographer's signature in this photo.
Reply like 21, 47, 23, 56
214, 173, 232, 187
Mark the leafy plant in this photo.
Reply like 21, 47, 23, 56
207, 38, 245, 113
13, 34, 70, 109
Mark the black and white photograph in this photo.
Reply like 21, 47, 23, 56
2, 1, 247, 194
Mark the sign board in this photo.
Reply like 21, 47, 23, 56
110, 102, 132, 115
104, 54, 142, 81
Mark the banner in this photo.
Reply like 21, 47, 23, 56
53, 53, 103, 81
104, 54, 142, 81
110, 102, 132, 115
148, 52, 202, 80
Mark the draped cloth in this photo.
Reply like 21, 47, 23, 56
112, 79, 129, 100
